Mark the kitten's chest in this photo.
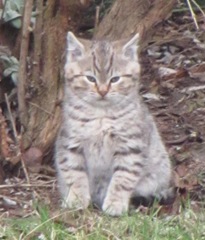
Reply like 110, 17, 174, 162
83, 118, 115, 207
84, 118, 114, 179
83, 118, 115, 158
85, 118, 114, 138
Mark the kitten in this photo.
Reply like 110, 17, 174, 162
55, 32, 174, 216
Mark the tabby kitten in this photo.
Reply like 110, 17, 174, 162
55, 32, 173, 216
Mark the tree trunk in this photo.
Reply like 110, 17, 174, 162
21, 0, 86, 152
95, 0, 177, 51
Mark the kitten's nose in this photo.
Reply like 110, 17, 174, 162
97, 85, 108, 97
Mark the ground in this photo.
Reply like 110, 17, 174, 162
0, 4, 205, 240
141, 10, 205, 206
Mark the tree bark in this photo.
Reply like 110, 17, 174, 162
95, 0, 177, 50
21, 0, 86, 152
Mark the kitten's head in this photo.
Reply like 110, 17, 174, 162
64, 32, 140, 107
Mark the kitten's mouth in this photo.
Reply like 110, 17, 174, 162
96, 96, 110, 105
98, 96, 107, 101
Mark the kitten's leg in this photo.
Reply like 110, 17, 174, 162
56, 149, 90, 209
133, 160, 174, 203
102, 152, 143, 216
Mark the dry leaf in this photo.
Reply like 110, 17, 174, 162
23, 147, 43, 173
22, 147, 43, 173
175, 164, 187, 178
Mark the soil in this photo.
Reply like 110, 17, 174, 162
0, 6, 205, 218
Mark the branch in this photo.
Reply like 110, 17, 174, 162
18, 0, 34, 127
5, 94, 30, 184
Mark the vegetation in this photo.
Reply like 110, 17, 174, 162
0, 0, 36, 28
1, 204, 205, 240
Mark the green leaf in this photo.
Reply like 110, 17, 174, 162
12, 0, 24, 12
10, 56, 19, 65
3, 0, 24, 13
1, 0, 36, 28
3, 67, 14, 77
0, 55, 12, 67
3, 9, 21, 22
11, 72, 18, 85
10, 18, 22, 28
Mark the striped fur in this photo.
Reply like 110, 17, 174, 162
55, 32, 173, 216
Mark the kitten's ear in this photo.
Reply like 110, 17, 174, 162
122, 33, 139, 61
66, 32, 85, 63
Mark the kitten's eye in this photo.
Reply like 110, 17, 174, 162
110, 76, 120, 83
86, 75, 96, 83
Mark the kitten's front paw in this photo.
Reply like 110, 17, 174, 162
102, 198, 129, 216
62, 188, 91, 210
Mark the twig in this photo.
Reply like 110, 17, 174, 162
0, 183, 55, 189
20, 155, 31, 184
191, 0, 205, 18
165, 135, 188, 145
95, 5, 101, 30
102, 228, 121, 240
4, 93, 30, 185
4, 94, 18, 142
28, 101, 53, 115
186, 0, 199, 29
181, 84, 205, 93
18, 0, 34, 127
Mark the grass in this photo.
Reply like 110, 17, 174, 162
1, 203, 205, 240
